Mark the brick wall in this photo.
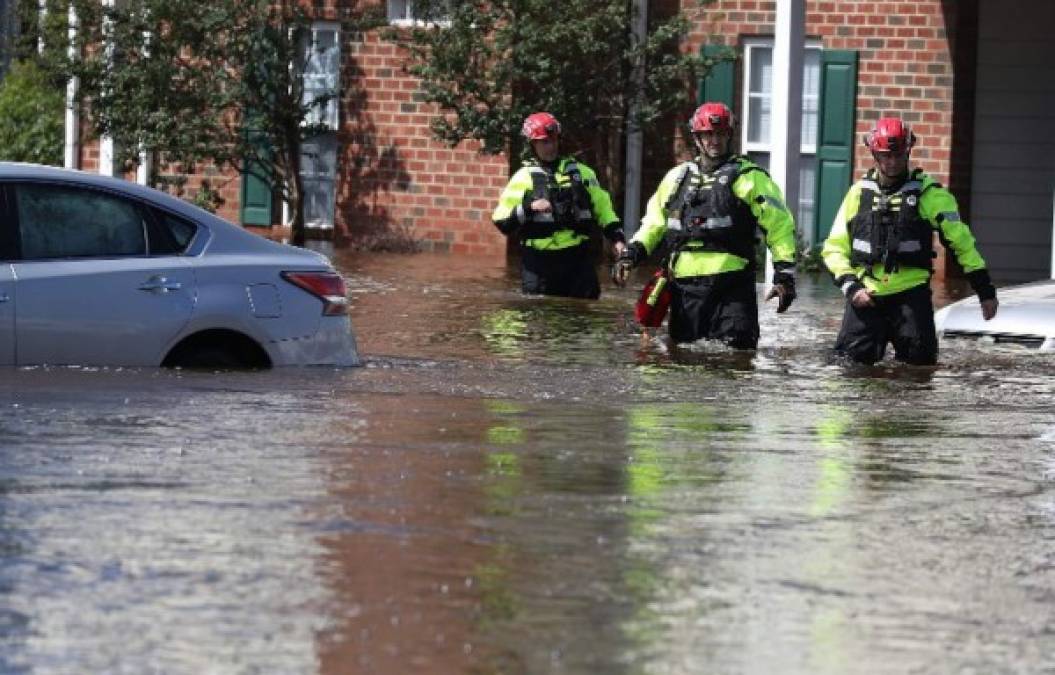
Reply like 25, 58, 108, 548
682, 0, 962, 184
337, 19, 508, 255
74, 0, 510, 256
71, 0, 974, 262
340, 0, 967, 250
680, 0, 974, 276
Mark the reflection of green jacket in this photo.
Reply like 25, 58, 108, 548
492, 156, 622, 252
822, 169, 987, 296
632, 155, 797, 278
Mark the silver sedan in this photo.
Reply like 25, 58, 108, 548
0, 163, 359, 368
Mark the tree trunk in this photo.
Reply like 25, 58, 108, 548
288, 137, 306, 247
290, 175, 305, 246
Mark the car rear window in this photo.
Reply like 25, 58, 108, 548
17, 184, 147, 259
147, 209, 197, 255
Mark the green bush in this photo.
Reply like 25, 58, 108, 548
0, 60, 64, 166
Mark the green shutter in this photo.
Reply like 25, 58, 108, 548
813, 50, 858, 242
240, 131, 273, 226
698, 45, 735, 108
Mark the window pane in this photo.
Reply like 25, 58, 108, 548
300, 134, 338, 230
388, 1, 448, 22
387, 0, 410, 21
747, 48, 772, 145
160, 212, 196, 249
746, 45, 821, 151
801, 50, 821, 149
302, 26, 340, 129
18, 185, 146, 259
798, 157, 816, 230
148, 209, 197, 255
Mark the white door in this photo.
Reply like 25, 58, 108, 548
0, 264, 13, 365
11, 183, 196, 366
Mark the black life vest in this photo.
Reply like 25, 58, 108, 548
662, 157, 760, 261
525, 160, 595, 238
848, 169, 935, 274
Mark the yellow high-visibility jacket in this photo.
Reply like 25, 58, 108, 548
491, 157, 621, 251
822, 169, 987, 296
632, 155, 797, 278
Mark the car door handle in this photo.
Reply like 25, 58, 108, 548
0, 293, 9, 303
138, 276, 183, 293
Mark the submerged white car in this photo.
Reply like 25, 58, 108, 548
0, 163, 359, 368
935, 279, 1055, 351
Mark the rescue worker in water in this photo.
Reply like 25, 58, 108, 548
821, 116, 999, 365
612, 102, 798, 348
491, 112, 626, 299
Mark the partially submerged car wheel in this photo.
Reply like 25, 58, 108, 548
162, 330, 272, 370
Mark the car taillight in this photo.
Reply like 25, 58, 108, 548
281, 271, 349, 316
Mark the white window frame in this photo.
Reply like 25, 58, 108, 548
740, 37, 822, 156
387, 1, 450, 27
741, 38, 822, 229
300, 21, 341, 131
290, 21, 341, 230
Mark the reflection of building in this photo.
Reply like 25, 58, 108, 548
65, 1, 1055, 279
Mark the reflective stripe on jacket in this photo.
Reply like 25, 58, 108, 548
491, 157, 620, 251
822, 168, 987, 296
633, 156, 797, 278
847, 169, 934, 273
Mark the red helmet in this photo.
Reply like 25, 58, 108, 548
521, 112, 561, 141
689, 102, 734, 133
864, 117, 916, 153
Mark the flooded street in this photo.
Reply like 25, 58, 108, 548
3, 249, 1055, 674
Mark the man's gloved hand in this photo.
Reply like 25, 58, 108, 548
836, 274, 874, 308
611, 241, 646, 287
611, 255, 634, 287
966, 268, 999, 321
980, 298, 999, 321
765, 268, 796, 313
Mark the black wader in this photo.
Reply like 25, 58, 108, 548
668, 269, 759, 348
520, 243, 600, 300
833, 283, 938, 365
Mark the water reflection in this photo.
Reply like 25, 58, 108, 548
1, 251, 1055, 673
479, 301, 621, 365
323, 252, 1055, 671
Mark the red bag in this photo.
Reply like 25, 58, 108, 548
635, 268, 672, 327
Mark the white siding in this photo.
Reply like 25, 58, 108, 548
970, 0, 1055, 282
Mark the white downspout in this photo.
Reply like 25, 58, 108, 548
37, 0, 46, 54
97, 0, 116, 176
767, 0, 805, 285
63, 5, 79, 170
137, 24, 152, 186
136, 153, 151, 185
622, 0, 647, 239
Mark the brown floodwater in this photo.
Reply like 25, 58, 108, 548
1, 248, 1053, 674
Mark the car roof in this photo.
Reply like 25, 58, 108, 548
0, 162, 208, 219
0, 162, 321, 261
